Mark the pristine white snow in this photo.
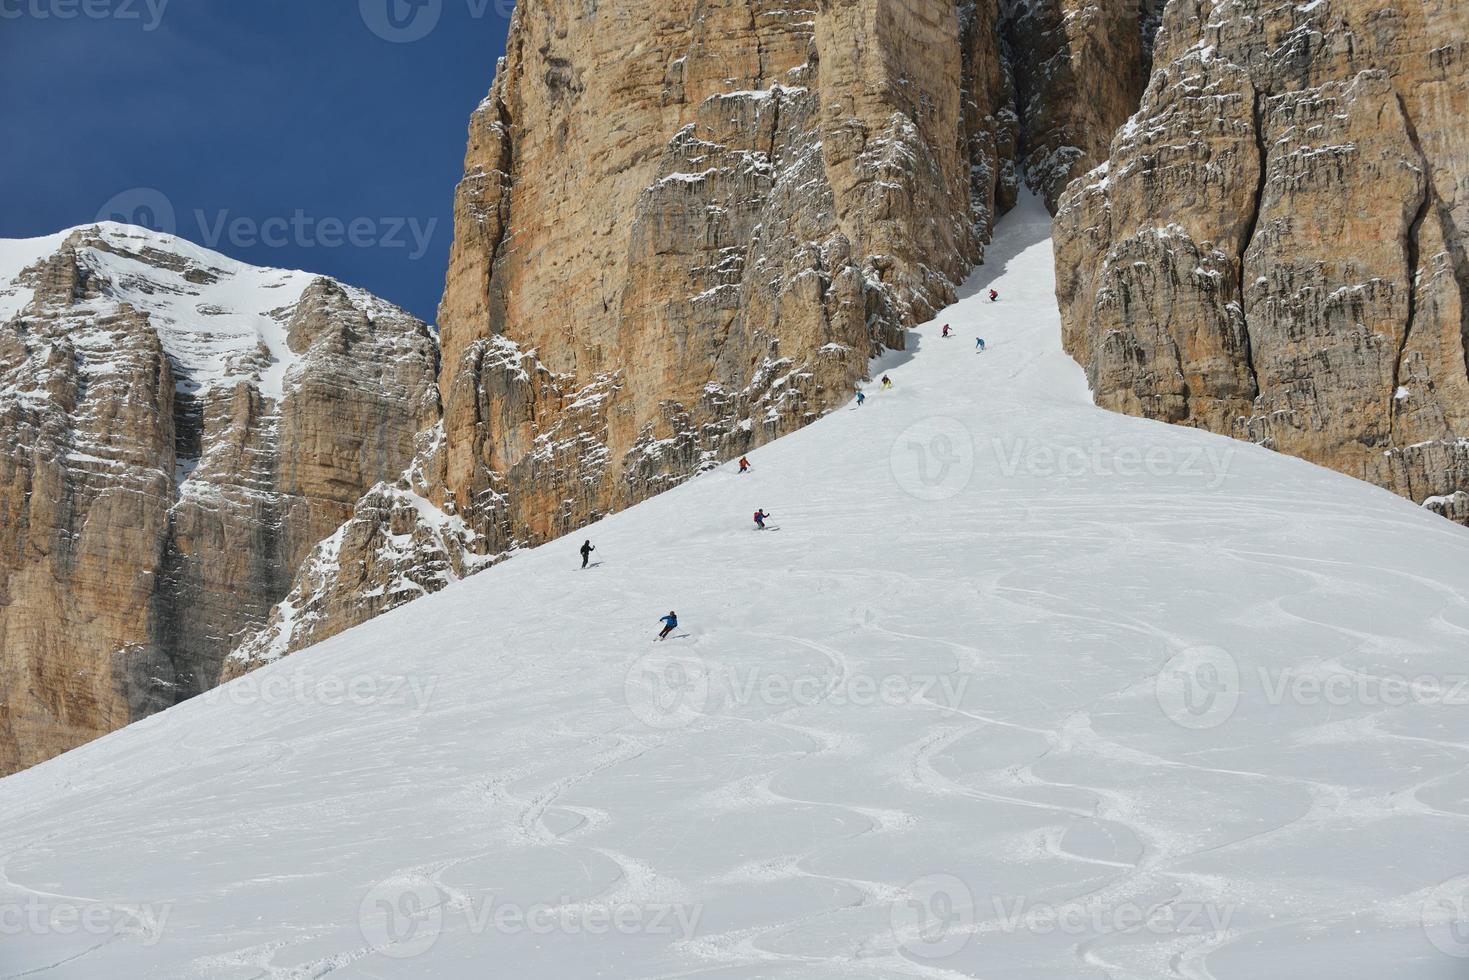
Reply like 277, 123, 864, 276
0, 230, 71, 322
3, 197, 1469, 979
0, 223, 418, 402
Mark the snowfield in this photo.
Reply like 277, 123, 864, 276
3, 198, 1468, 979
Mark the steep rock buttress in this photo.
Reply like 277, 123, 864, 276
1054, 0, 1469, 522
232, 0, 1126, 669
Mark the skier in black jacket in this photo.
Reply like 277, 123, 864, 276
580, 540, 595, 568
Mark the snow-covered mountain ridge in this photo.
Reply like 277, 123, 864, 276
0, 223, 407, 399
3, 201, 1466, 979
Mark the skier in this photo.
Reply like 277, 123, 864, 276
754, 509, 770, 530
881, 375, 893, 391
975, 337, 986, 352
580, 539, 595, 568
941, 324, 951, 338
856, 390, 866, 407
988, 289, 999, 303
658, 611, 678, 640
738, 456, 751, 474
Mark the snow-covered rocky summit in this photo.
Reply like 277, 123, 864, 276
3, 200, 1466, 979
0, 223, 441, 775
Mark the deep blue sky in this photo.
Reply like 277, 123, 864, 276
1, 0, 513, 322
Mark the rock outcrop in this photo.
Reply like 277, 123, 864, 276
1001, 0, 1165, 209
0, 225, 439, 774
222, 424, 498, 674
1055, 0, 1469, 520
231, 0, 1060, 667
14, 0, 1467, 775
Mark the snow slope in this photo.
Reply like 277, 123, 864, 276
0, 231, 71, 322
3, 198, 1468, 979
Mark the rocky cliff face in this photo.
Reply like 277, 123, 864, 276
0, 226, 438, 774
434, 0, 997, 514
1055, 0, 1469, 521
1001, 0, 1165, 209
15, 0, 1467, 773
232, 0, 1061, 669
226, 0, 1196, 674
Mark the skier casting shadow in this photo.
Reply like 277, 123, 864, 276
580, 539, 595, 568
657, 611, 679, 641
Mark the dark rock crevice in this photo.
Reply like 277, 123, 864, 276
1237, 86, 1270, 401
1391, 92, 1433, 439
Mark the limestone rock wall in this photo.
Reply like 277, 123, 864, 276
222, 421, 501, 676
1055, 0, 1469, 520
1001, 0, 1164, 210
0, 227, 439, 774
0, 299, 176, 770
437, 0, 998, 500
16, 0, 1469, 771
230, 0, 1049, 668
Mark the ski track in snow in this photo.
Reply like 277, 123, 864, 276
2, 196, 1468, 978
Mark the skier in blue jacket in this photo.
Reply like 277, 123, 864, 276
658, 611, 678, 640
